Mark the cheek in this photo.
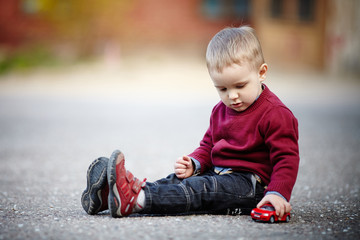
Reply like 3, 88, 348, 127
217, 91, 225, 98
244, 90, 260, 103
241, 93, 254, 102
217, 92, 229, 103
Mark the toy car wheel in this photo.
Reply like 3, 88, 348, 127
270, 216, 275, 223
286, 215, 290, 223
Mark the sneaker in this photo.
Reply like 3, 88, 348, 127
81, 157, 109, 215
108, 150, 146, 217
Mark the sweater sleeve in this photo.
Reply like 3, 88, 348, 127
188, 126, 214, 173
188, 107, 216, 173
261, 106, 300, 201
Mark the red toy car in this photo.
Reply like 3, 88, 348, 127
251, 204, 290, 223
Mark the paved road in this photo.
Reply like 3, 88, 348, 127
0, 63, 359, 239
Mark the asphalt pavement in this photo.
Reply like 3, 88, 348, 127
0, 59, 359, 240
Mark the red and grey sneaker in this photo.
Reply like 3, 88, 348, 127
81, 157, 109, 215
107, 150, 146, 217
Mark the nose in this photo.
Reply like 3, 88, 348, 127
228, 90, 238, 100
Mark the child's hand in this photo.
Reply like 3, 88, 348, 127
257, 194, 292, 219
174, 155, 194, 179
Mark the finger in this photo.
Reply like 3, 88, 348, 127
271, 201, 280, 217
182, 155, 192, 166
279, 204, 285, 218
285, 202, 292, 214
276, 202, 285, 218
174, 158, 184, 165
277, 204, 281, 217
256, 198, 268, 208
175, 168, 185, 174
174, 162, 187, 169
176, 173, 185, 179
176, 159, 191, 166
175, 160, 189, 168
175, 170, 185, 178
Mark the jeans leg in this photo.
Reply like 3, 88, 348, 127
141, 171, 264, 215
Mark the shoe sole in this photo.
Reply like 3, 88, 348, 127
81, 157, 108, 215
108, 150, 123, 218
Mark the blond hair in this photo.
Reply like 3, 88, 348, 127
206, 26, 265, 72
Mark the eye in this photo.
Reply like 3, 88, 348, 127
218, 88, 227, 92
236, 84, 246, 89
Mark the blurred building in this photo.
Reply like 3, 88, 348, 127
0, 0, 52, 47
252, 0, 360, 75
0, 0, 359, 75
253, 0, 327, 70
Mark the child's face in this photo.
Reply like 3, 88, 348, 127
209, 62, 268, 112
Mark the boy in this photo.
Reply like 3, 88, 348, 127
81, 26, 299, 219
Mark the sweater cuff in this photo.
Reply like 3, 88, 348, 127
190, 157, 201, 176
265, 191, 287, 201
265, 180, 293, 201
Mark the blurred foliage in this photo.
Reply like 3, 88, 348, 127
0, 0, 134, 74
0, 46, 59, 74
34, 0, 134, 45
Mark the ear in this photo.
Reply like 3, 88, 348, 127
258, 63, 268, 82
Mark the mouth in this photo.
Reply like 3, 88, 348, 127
231, 102, 243, 108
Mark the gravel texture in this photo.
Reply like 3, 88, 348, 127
0, 59, 359, 239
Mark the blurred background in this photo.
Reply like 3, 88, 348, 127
0, 0, 359, 76
0, 0, 359, 189
0, 2, 360, 239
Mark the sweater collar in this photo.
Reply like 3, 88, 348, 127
226, 84, 269, 116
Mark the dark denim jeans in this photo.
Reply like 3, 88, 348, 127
140, 170, 265, 215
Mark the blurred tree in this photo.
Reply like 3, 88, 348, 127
33, 0, 133, 56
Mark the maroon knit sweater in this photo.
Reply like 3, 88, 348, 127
188, 85, 299, 201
